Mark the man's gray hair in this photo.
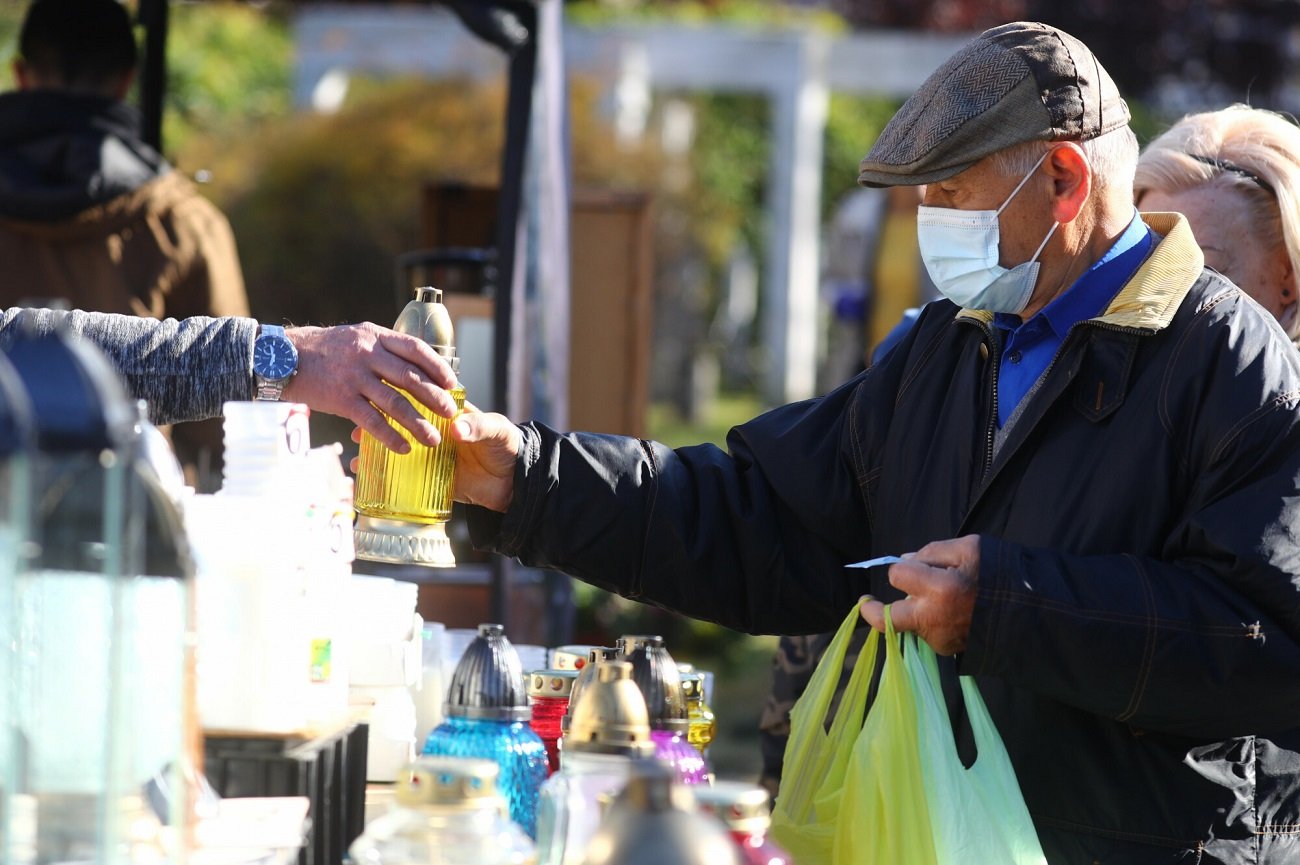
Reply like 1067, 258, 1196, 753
988, 126, 1139, 192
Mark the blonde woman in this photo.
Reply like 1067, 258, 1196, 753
1135, 104, 1300, 340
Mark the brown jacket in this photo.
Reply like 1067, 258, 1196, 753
0, 168, 248, 320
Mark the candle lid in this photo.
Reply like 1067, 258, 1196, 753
444, 623, 530, 721
565, 661, 656, 759
618, 635, 689, 734
527, 668, 579, 698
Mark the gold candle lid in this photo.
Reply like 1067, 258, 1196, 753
396, 285, 458, 368
565, 660, 656, 759
397, 757, 503, 810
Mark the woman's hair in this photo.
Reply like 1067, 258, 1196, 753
1135, 104, 1300, 338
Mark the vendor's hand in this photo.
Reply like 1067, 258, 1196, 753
282, 323, 460, 454
347, 403, 520, 513
859, 534, 980, 655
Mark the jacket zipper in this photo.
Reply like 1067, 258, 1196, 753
980, 323, 1001, 483
967, 316, 1153, 493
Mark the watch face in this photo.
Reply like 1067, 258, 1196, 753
254, 334, 298, 380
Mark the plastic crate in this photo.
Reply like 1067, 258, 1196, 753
203, 722, 368, 865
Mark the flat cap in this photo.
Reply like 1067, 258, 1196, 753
858, 21, 1130, 187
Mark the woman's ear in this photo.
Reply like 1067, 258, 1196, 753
1044, 143, 1091, 224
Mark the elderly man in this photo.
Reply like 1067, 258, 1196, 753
440, 22, 1300, 864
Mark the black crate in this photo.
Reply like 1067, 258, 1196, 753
203, 723, 368, 865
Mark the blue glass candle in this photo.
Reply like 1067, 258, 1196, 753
422, 623, 548, 837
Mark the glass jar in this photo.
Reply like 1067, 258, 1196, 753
681, 672, 717, 756
618, 635, 706, 784
695, 781, 791, 865
349, 756, 535, 865
354, 286, 464, 568
578, 761, 743, 865
5, 331, 194, 865
422, 624, 547, 837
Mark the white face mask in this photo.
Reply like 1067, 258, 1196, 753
917, 152, 1059, 314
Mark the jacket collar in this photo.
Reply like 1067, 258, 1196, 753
956, 212, 1203, 333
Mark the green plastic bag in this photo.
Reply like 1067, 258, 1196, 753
773, 605, 1047, 865
905, 627, 1047, 864
770, 604, 880, 865
834, 606, 937, 865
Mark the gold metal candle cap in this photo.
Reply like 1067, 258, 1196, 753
561, 647, 620, 734
551, 644, 600, 672
581, 761, 745, 865
397, 757, 502, 810
397, 286, 459, 368
680, 672, 703, 703
564, 661, 656, 759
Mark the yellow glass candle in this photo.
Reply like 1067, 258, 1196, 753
353, 286, 464, 567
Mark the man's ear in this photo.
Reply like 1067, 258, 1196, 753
1044, 142, 1091, 224
12, 58, 32, 90
111, 69, 135, 101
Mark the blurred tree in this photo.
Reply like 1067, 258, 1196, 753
822, 0, 1300, 113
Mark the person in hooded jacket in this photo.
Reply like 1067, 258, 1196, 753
0, 0, 249, 483
0, 0, 247, 320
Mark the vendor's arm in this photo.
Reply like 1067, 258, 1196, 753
0, 307, 255, 423
0, 307, 461, 451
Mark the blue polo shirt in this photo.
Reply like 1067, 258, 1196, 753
992, 211, 1153, 427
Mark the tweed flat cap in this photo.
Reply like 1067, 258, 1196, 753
858, 21, 1130, 187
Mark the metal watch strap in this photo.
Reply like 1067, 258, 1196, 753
256, 378, 287, 401
254, 323, 291, 401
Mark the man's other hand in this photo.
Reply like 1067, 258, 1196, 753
860, 534, 980, 655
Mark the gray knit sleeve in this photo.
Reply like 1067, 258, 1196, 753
0, 307, 257, 425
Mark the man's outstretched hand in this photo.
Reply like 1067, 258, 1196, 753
348, 403, 521, 515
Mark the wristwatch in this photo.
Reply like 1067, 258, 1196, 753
252, 324, 299, 401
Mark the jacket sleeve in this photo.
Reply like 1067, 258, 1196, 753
468, 375, 878, 636
965, 333, 1300, 739
0, 307, 256, 425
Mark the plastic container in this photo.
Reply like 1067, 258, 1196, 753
413, 621, 448, 747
